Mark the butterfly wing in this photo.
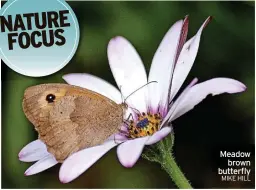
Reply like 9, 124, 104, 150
23, 84, 123, 162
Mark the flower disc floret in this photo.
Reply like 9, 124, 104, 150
126, 112, 162, 138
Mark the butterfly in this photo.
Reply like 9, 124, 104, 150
22, 84, 127, 162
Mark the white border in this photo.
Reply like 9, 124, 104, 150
0, 0, 2, 188
0, 1, 255, 190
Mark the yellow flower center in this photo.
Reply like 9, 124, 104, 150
127, 112, 162, 138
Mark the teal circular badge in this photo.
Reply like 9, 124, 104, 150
0, 0, 80, 77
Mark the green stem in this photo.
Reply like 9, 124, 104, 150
159, 141, 192, 189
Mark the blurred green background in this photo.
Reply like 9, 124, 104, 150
2, 1, 255, 188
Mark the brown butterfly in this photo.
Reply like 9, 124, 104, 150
22, 84, 127, 163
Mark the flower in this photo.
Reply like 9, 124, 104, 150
18, 16, 246, 181
18, 140, 58, 176
58, 16, 246, 183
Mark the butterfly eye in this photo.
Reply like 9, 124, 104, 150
46, 94, 56, 103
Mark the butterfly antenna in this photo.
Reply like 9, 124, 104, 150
114, 134, 118, 144
119, 85, 125, 103
129, 106, 140, 115
124, 81, 157, 102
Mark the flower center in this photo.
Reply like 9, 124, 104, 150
127, 112, 162, 138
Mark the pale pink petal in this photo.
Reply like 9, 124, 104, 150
161, 78, 198, 127
106, 132, 128, 142
24, 154, 58, 176
117, 136, 149, 168
169, 78, 246, 121
63, 73, 122, 104
108, 36, 148, 112
19, 140, 49, 162
59, 140, 119, 183
169, 17, 212, 102
148, 17, 189, 114
145, 126, 172, 145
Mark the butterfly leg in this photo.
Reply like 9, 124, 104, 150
129, 106, 141, 116
124, 113, 134, 123
113, 129, 129, 144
